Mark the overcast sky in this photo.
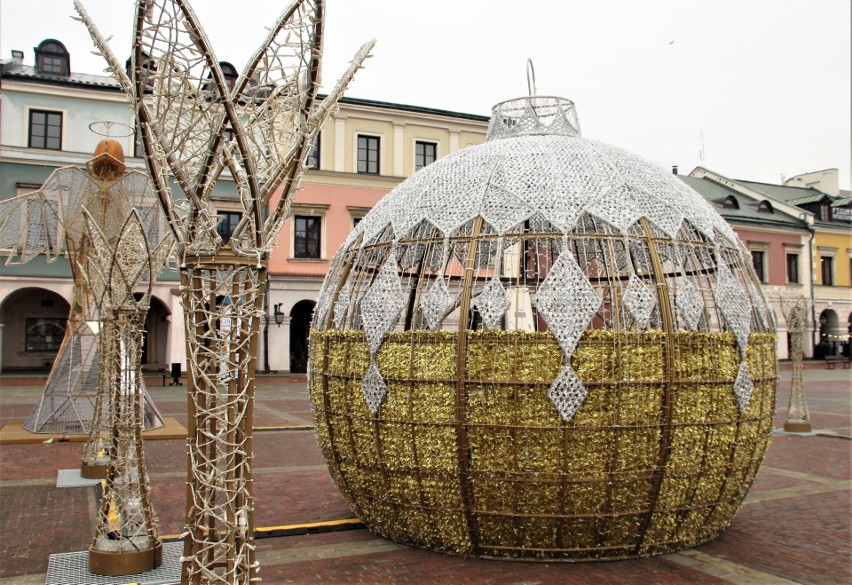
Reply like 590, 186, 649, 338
2, 0, 849, 190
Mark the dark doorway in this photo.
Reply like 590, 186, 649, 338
290, 300, 315, 373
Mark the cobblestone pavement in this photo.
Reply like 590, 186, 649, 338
0, 364, 848, 584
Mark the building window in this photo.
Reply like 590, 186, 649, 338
25, 318, 66, 352
757, 200, 774, 213
16, 183, 42, 196
820, 256, 834, 286
34, 39, 70, 76
348, 206, 370, 232
751, 250, 766, 283
415, 141, 437, 171
28, 110, 63, 150
220, 62, 238, 92
786, 253, 799, 284
723, 195, 739, 209
41, 55, 65, 74
357, 135, 380, 174
294, 215, 321, 259
306, 135, 320, 169
217, 211, 242, 244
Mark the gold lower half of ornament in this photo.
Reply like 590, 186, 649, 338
309, 329, 777, 560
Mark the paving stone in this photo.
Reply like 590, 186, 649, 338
0, 368, 848, 583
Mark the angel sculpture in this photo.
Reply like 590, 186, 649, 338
0, 136, 171, 480
75, 0, 374, 581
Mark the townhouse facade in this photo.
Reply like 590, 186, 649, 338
0, 40, 489, 373
686, 167, 852, 358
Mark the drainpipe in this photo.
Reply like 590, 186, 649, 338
263, 273, 271, 373
808, 227, 817, 355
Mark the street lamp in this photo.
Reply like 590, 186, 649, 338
273, 303, 285, 326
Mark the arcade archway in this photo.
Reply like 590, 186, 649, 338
0, 288, 71, 371
289, 300, 315, 373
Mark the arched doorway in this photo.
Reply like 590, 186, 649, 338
817, 308, 840, 358
0, 288, 71, 371
133, 294, 171, 365
289, 300, 315, 373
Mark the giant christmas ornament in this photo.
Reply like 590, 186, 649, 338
309, 94, 776, 560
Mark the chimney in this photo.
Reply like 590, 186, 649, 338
1, 50, 24, 74
672, 165, 678, 175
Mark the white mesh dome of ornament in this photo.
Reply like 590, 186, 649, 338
308, 95, 777, 561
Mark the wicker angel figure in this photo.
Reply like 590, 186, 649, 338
74, 0, 374, 581
0, 138, 171, 482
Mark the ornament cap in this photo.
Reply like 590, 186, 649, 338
487, 95, 581, 141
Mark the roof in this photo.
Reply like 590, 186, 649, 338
0, 62, 489, 123
678, 176, 808, 230
733, 179, 849, 230
337, 96, 488, 123
1, 64, 122, 91
786, 193, 831, 206
735, 179, 829, 203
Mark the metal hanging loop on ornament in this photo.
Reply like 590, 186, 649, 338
526, 58, 536, 97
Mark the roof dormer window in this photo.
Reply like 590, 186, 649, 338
757, 200, 774, 213
125, 52, 156, 86
723, 195, 739, 209
220, 62, 238, 93
34, 39, 69, 76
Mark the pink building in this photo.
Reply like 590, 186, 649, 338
682, 169, 816, 358
263, 97, 489, 372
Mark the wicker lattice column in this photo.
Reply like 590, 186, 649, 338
179, 254, 265, 583
82, 210, 168, 575
781, 296, 812, 433
89, 309, 163, 574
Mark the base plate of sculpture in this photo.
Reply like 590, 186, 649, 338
47, 541, 181, 585
80, 462, 108, 479
783, 421, 813, 433
89, 541, 163, 576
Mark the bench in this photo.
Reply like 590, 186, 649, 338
825, 355, 851, 369
141, 363, 183, 385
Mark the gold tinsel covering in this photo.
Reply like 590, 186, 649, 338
309, 329, 776, 560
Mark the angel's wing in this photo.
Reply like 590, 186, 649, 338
0, 167, 99, 264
